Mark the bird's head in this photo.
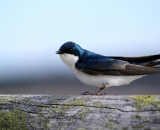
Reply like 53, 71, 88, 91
56, 42, 85, 67
56, 41, 84, 57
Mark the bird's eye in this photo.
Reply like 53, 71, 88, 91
63, 48, 72, 54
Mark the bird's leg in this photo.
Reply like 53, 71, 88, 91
91, 84, 107, 95
81, 83, 108, 95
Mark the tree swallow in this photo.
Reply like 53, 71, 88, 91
56, 41, 160, 95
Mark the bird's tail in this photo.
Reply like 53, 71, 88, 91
146, 61, 160, 67
139, 54, 160, 68
113, 54, 160, 73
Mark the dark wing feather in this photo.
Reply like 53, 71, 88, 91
112, 54, 160, 63
118, 64, 160, 75
75, 55, 160, 76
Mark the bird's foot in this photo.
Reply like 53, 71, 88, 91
81, 91, 107, 96
91, 93, 107, 96
80, 91, 91, 95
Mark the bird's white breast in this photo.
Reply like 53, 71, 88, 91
60, 54, 145, 88
60, 54, 79, 68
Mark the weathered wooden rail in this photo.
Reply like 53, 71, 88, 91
0, 95, 160, 130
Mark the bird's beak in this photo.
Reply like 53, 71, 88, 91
56, 51, 63, 54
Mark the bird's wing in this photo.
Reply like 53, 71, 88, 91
112, 54, 160, 66
75, 55, 160, 76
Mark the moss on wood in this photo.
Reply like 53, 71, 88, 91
129, 95, 160, 110
0, 109, 28, 130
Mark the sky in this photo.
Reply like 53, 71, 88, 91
0, 0, 160, 82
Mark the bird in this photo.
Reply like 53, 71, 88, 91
56, 41, 160, 95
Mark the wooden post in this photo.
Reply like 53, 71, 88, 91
0, 95, 160, 130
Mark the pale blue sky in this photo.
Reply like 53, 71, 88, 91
0, 0, 160, 81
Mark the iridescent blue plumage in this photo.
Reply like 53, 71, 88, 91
57, 41, 85, 57
76, 53, 126, 70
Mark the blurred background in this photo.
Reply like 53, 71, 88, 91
0, 0, 160, 95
